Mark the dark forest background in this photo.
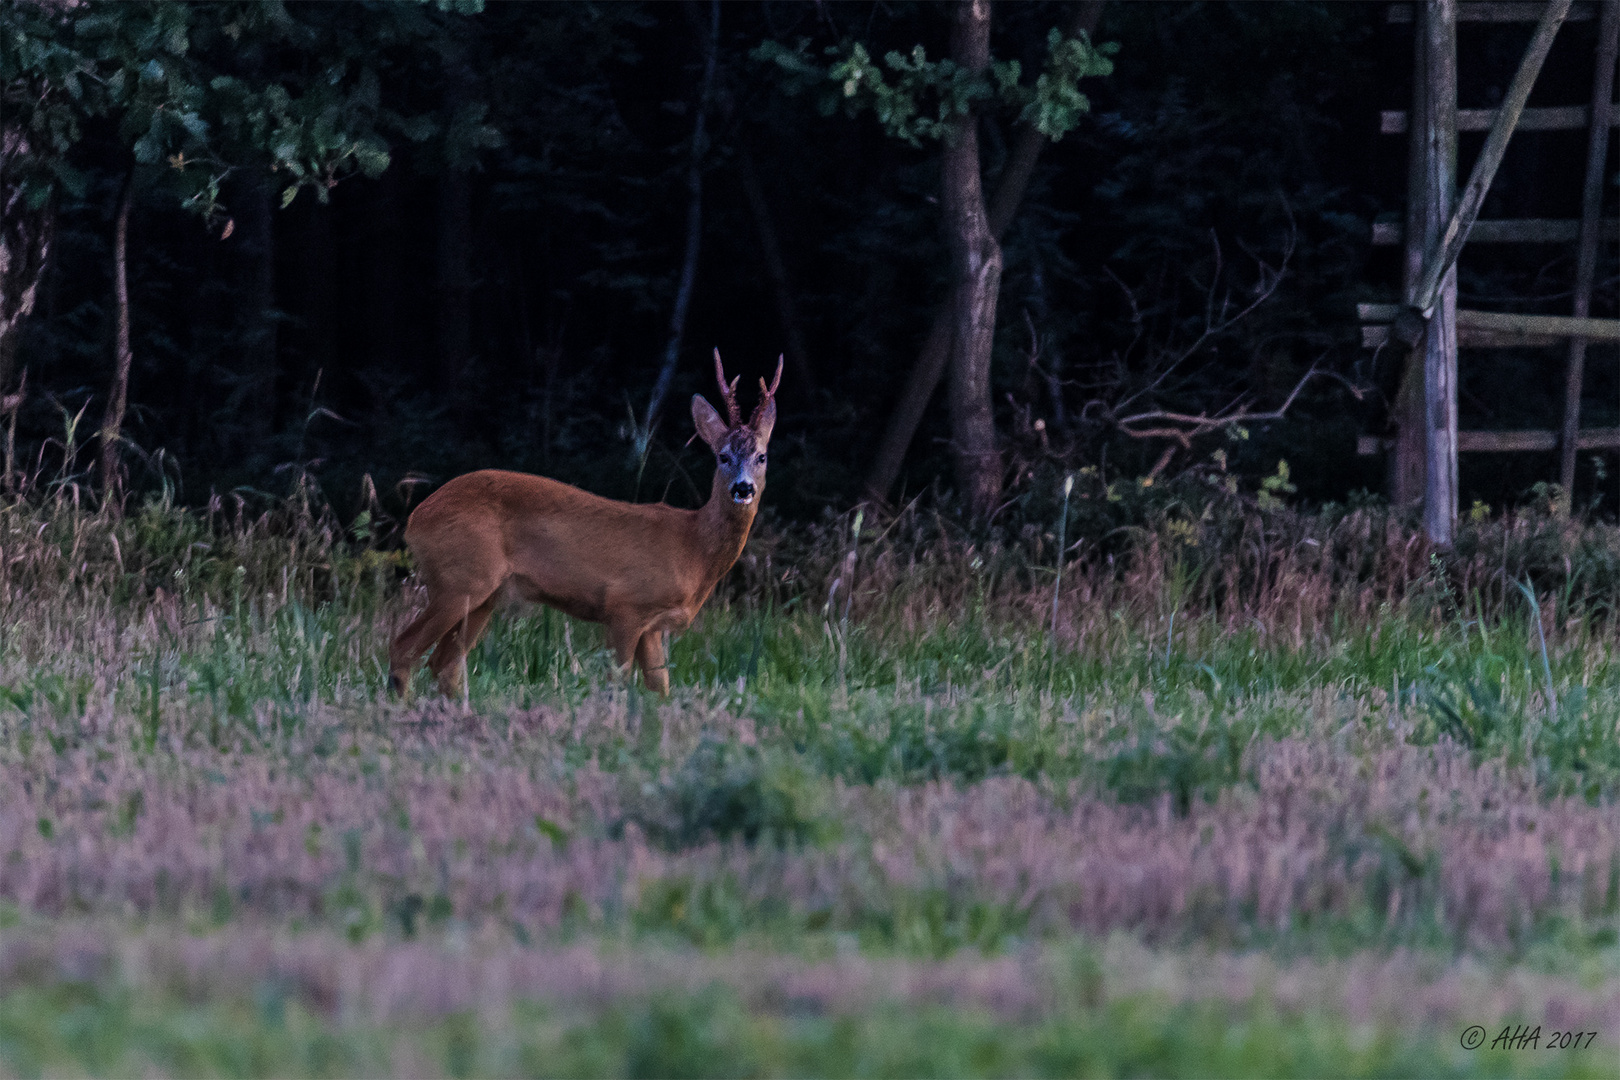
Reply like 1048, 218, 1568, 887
4, 0, 1617, 532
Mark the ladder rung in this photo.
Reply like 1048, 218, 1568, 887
1459, 429, 1620, 452
1371, 218, 1618, 244
1362, 325, 1562, 348
1358, 307, 1620, 348
1381, 104, 1615, 133
1358, 429, 1620, 455
1387, 2, 1598, 23
1457, 310, 1620, 342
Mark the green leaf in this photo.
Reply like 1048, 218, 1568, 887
131, 133, 162, 164
352, 140, 390, 178
395, 113, 437, 142
50, 160, 89, 199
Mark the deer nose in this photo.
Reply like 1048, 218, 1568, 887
730, 481, 755, 503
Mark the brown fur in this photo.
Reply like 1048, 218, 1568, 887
389, 355, 778, 698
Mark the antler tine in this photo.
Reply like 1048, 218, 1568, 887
751, 354, 784, 427
759, 354, 783, 399
713, 348, 741, 425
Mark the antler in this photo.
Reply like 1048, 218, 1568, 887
751, 355, 783, 426
713, 349, 742, 426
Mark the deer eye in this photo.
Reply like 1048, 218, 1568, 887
718, 452, 731, 465
757, 453, 767, 464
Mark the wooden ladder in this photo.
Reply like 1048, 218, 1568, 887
1359, 0, 1620, 530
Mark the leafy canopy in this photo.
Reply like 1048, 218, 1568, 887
754, 27, 1116, 147
2, 0, 491, 219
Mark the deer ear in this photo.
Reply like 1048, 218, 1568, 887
691, 394, 729, 449
751, 398, 776, 447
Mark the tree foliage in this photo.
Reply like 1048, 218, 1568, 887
1, 1, 1607, 521
3, 0, 485, 218
755, 25, 1115, 146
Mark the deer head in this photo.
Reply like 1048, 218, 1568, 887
691, 349, 781, 506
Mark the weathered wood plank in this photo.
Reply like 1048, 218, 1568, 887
1458, 429, 1558, 452
1371, 217, 1616, 243
1360, 305, 1620, 343
1381, 104, 1613, 132
1389, 2, 1596, 23
1361, 429, 1620, 455
1358, 435, 1390, 456
1421, 0, 1463, 545
1463, 428, 1620, 451
1363, 324, 1562, 348
1461, 310, 1620, 341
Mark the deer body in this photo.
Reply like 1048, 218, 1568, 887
389, 353, 779, 697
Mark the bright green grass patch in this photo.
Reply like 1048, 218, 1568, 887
459, 600, 1620, 800
3, 977, 1612, 1079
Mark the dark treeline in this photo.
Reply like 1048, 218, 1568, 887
3, 1, 1615, 528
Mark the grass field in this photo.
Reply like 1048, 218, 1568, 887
2, 483, 1619, 1077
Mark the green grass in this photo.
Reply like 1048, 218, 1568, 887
48, 591, 1610, 802
4, 957, 1615, 1079
4, 493, 1620, 1075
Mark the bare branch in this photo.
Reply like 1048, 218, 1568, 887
1112, 362, 1323, 445
1110, 220, 1295, 419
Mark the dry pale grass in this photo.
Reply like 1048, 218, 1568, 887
3, 699, 1615, 950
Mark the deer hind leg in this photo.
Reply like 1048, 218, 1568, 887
427, 593, 499, 698
635, 631, 670, 696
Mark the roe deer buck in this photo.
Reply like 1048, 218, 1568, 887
388, 351, 781, 697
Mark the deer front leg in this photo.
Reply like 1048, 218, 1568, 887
606, 619, 645, 688
636, 631, 670, 696
428, 593, 498, 698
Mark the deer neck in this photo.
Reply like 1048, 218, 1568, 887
693, 470, 759, 581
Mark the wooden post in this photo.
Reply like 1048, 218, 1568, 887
1423, 0, 1459, 545
1407, 0, 1572, 320
1559, 0, 1620, 507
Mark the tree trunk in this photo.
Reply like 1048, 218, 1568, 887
738, 145, 815, 394
99, 175, 135, 507
943, 0, 1005, 518
863, 1, 1105, 503
643, 0, 720, 444
0, 125, 53, 400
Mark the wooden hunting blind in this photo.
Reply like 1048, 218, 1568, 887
1359, 0, 1620, 543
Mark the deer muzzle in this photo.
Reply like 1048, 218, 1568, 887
730, 481, 756, 504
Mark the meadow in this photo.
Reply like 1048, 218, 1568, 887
2, 472, 1619, 1078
